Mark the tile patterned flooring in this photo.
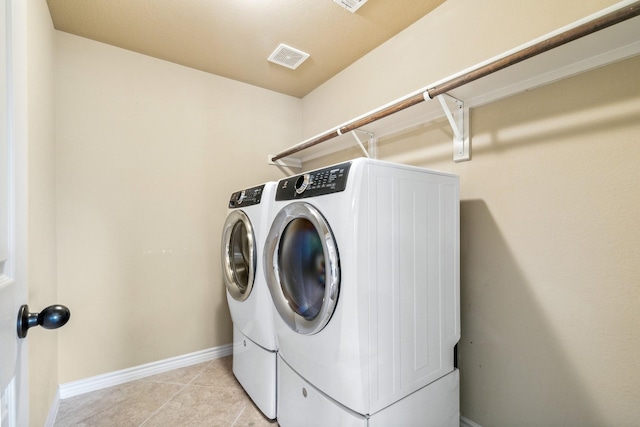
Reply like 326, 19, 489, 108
54, 356, 278, 426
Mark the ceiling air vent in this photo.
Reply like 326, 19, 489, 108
332, 0, 369, 13
268, 44, 310, 70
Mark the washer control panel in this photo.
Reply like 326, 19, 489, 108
228, 184, 265, 208
276, 162, 351, 200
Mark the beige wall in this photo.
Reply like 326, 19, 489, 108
26, 1, 58, 425
54, 33, 300, 383
45, 0, 640, 425
301, 0, 640, 425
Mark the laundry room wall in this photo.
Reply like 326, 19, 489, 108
300, 0, 640, 426
54, 32, 300, 383
25, 0, 58, 425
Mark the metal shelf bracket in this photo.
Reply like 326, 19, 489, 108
267, 154, 302, 169
267, 128, 376, 168
350, 129, 376, 159
436, 94, 470, 162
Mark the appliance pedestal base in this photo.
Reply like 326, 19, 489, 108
277, 355, 459, 427
232, 326, 277, 419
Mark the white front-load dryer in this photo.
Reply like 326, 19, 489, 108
221, 182, 277, 419
263, 158, 460, 426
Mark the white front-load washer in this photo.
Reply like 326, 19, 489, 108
221, 182, 278, 419
263, 158, 460, 426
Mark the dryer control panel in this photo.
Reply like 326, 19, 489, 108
276, 162, 351, 200
228, 184, 265, 208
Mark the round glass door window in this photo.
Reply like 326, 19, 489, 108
221, 210, 256, 301
264, 202, 340, 334
279, 218, 326, 320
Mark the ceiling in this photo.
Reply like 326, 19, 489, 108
46, 0, 446, 98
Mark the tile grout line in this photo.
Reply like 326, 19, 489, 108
229, 401, 250, 427
137, 383, 188, 427
138, 360, 216, 427
186, 359, 216, 387
193, 357, 255, 426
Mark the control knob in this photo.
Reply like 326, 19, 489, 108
295, 174, 311, 195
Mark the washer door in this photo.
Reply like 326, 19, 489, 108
221, 210, 256, 301
264, 202, 340, 335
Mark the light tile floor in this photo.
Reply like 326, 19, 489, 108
54, 356, 278, 426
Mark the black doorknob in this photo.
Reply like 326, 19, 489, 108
17, 304, 71, 339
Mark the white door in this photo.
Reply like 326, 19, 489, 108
1, 0, 29, 425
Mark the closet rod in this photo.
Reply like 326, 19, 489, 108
428, 0, 640, 97
272, 0, 640, 162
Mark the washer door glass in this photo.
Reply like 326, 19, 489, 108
221, 210, 256, 301
279, 218, 326, 320
264, 202, 339, 335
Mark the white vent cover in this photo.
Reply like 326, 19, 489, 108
268, 44, 310, 70
332, 0, 369, 13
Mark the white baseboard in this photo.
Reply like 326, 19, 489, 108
460, 416, 482, 427
44, 389, 60, 427
58, 344, 232, 400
